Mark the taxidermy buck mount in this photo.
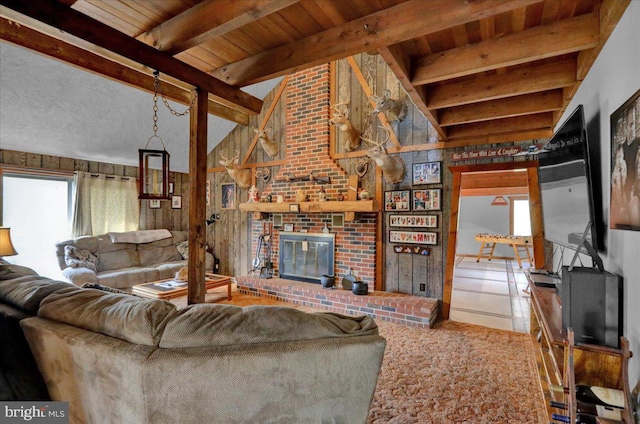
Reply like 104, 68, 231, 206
370, 89, 408, 122
362, 127, 406, 184
253, 128, 279, 158
219, 150, 252, 189
329, 97, 361, 152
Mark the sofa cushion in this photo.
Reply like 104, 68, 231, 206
38, 287, 178, 346
97, 267, 161, 289
138, 245, 182, 267
97, 248, 140, 272
159, 304, 379, 348
0, 276, 73, 313
0, 263, 39, 281
64, 245, 99, 272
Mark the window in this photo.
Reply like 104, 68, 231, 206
510, 197, 532, 236
2, 172, 74, 278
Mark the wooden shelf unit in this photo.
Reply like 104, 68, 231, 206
527, 272, 634, 423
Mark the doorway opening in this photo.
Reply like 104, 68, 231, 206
442, 163, 544, 332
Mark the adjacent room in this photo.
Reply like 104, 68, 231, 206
1, 1, 638, 422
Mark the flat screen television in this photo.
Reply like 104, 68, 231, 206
538, 105, 603, 270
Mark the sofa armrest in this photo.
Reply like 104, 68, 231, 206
62, 267, 98, 286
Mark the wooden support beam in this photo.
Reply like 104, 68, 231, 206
527, 167, 546, 269
212, 0, 540, 86
0, 0, 263, 115
412, 13, 598, 86
439, 91, 563, 127
377, 45, 447, 140
188, 89, 209, 305
138, 0, 298, 55
0, 17, 249, 125
442, 170, 462, 320
446, 112, 553, 140
428, 59, 577, 110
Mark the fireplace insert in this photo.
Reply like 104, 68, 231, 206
278, 232, 335, 284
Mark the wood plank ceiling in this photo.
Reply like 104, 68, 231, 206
0, 0, 630, 147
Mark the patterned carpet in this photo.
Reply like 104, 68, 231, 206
172, 288, 548, 424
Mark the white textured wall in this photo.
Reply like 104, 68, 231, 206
457, 196, 511, 256
557, 2, 640, 390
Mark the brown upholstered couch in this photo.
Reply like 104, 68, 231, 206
1, 263, 386, 423
55, 230, 213, 288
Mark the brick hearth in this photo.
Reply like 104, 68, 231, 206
236, 276, 439, 328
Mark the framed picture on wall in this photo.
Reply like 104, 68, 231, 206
390, 214, 438, 228
221, 182, 236, 210
412, 189, 441, 211
610, 88, 640, 231
171, 195, 182, 209
390, 230, 437, 245
384, 190, 411, 211
412, 161, 442, 185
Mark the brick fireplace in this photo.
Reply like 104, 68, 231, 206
250, 63, 377, 288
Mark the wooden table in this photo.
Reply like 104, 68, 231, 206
132, 273, 232, 300
475, 233, 533, 268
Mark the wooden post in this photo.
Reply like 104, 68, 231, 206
442, 170, 462, 320
375, 167, 384, 291
188, 88, 208, 304
527, 167, 545, 269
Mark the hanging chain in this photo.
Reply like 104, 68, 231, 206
153, 70, 196, 117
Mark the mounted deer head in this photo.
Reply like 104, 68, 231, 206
253, 127, 279, 158
370, 89, 408, 122
361, 127, 405, 184
329, 96, 361, 152
219, 150, 252, 189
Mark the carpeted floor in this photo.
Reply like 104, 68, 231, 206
171, 288, 548, 424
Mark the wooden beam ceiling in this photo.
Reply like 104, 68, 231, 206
212, 0, 540, 86
138, 0, 298, 55
0, 0, 263, 115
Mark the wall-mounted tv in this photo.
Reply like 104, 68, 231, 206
538, 105, 603, 270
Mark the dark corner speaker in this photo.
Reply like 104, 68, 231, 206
561, 266, 622, 349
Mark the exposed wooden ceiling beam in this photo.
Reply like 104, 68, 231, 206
138, 0, 298, 55
412, 12, 598, 86
439, 91, 563, 127
443, 128, 553, 149
446, 112, 553, 140
0, 17, 249, 126
0, 0, 263, 115
212, 0, 540, 86
428, 59, 576, 109
378, 45, 447, 140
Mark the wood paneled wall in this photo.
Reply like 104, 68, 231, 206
0, 149, 189, 232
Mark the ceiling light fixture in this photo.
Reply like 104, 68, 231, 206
490, 195, 509, 206
138, 71, 195, 200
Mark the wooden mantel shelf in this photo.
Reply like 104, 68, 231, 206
239, 200, 376, 213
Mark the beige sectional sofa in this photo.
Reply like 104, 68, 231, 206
55, 230, 213, 288
1, 264, 386, 423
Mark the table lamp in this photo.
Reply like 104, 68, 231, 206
0, 227, 18, 257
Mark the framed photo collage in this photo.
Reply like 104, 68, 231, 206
386, 161, 442, 247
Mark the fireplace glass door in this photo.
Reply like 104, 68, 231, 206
279, 232, 335, 283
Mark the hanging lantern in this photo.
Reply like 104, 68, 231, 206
139, 146, 170, 200
139, 71, 170, 200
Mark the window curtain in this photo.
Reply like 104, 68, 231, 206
71, 171, 140, 237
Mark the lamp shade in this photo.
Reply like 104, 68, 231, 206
0, 227, 18, 256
